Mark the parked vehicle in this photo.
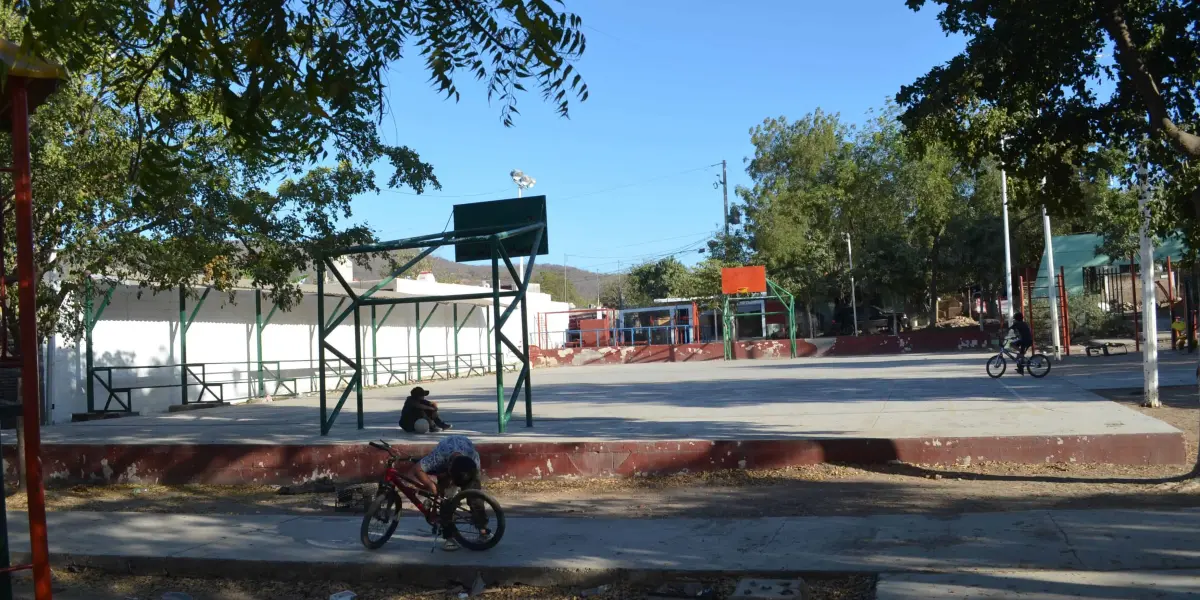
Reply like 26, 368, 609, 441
829, 306, 910, 336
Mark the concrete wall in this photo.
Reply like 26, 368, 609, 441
530, 329, 995, 368
46, 283, 569, 423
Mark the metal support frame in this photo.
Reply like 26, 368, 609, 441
454, 304, 477, 378
255, 290, 280, 397
84, 279, 116, 413
721, 278, 797, 360
316, 221, 544, 434
371, 304, 396, 385
415, 302, 439, 381
178, 286, 213, 405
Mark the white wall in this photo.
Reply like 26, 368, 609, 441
45, 282, 568, 423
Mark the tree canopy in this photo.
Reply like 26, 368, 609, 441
0, 1, 589, 340
898, 0, 1199, 248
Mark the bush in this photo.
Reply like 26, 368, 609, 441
1029, 294, 1129, 345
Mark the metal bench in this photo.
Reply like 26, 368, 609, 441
1085, 340, 1130, 357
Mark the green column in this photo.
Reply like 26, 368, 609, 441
353, 304, 364, 429
519, 287, 533, 427
453, 304, 459, 378
371, 305, 378, 386
83, 282, 115, 413
84, 279, 95, 413
490, 242, 506, 432
414, 302, 421, 381
179, 287, 188, 405
256, 290, 264, 396
317, 265, 328, 434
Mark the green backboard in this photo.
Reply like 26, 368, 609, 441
453, 195, 549, 262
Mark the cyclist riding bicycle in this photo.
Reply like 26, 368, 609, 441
397, 435, 489, 550
1007, 312, 1033, 374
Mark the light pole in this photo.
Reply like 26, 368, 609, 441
1000, 139, 1015, 324
510, 169, 536, 198
1137, 159, 1160, 408
844, 232, 858, 337
510, 169, 537, 275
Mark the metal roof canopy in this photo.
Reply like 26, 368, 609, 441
315, 203, 548, 436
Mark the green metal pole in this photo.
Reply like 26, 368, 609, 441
371, 305, 378, 386
789, 297, 797, 358
84, 278, 95, 413
256, 290, 265, 397
415, 302, 422, 381
453, 304, 459, 378
179, 286, 188, 405
491, 242, 506, 432
353, 304, 364, 429
520, 283, 533, 427
317, 265, 328, 434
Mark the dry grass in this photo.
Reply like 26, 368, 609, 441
11, 569, 873, 600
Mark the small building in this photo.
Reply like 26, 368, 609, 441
1034, 232, 1187, 305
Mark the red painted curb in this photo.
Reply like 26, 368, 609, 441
7, 432, 1185, 485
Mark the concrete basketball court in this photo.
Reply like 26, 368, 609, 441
40, 352, 1188, 446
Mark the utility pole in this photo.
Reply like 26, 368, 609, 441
1000, 139, 1015, 325
844, 232, 858, 337
1042, 204, 1062, 360
1138, 161, 1160, 408
721, 160, 729, 239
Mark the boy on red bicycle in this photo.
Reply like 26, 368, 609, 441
398, 435, 489, 549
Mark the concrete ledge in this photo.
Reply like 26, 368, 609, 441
167, 402, 229, 413
10, 431, 1186, 485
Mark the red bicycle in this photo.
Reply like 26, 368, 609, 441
360, 440, 505, 551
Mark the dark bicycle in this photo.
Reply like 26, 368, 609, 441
360, 440, 505, 551
987, 334, 1050, 378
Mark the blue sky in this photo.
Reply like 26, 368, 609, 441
352, 1, 966, 274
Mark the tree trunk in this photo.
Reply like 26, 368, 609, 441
928, 232, 942, 327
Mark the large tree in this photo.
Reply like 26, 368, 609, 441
897, 0, 1200, 242
0, 1, 588, 340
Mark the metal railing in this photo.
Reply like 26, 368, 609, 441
541, 325, 696, 349
86, 352, 518, 413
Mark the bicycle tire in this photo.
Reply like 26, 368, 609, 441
986, 355, 1007, 378
441, 489, 505, 551
1026, 354, 1051, 378
360, 489, 401, 550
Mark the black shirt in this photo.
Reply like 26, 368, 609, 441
399, 395, 435, 429
1010, 321, 1033, 344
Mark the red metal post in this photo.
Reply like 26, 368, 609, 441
9, 76, 53, 600
1059, 267, 1071, 355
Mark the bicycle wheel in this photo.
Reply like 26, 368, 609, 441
360, 488, 401, 550
441, 489, 505, 551
986, 354, 1007, 378
1026, 354, 1051, 378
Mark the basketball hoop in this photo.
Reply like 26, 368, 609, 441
721, 266, 767, 295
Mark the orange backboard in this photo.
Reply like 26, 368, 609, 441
721, 266, 767, 295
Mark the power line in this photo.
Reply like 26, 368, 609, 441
379, 187, 511, 199
557, 164, 717, 202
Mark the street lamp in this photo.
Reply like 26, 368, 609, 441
844, 232, 858, 337
509, 169, 536, 276
510, 169, 536, 198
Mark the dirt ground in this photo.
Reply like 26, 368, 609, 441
8, 570, 874, 600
